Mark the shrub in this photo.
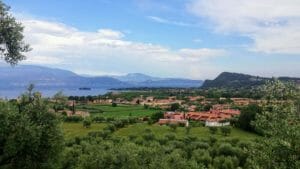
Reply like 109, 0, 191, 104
112, 103, 117, 107
92, 116, 105, 123
169, 123, 178, 132
164, 133, 176, 140
128, 117, 138, 124
209, 136, 217, 146
208, 127, 218, 134
150, 111, 164, 122
83, 118, 92, 128
104, 124, 116, 132
128, 134, 137, 141
218, 143, 236, 156
142, 133, 155, 141
220, 126, 232, 136
106, 117, 115, 122
64, 116, 83, 122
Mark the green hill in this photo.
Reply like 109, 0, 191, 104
202, 72, 300, 89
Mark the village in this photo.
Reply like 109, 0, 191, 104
62, 94, 270, 127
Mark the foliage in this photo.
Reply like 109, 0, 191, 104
169, 103, 180, 111
0, 1, 30, 65
221, 126, 232, 136
52, 91, 68, 112
83, 118, 92, 128
238, 104, 262, 132
112, 102, 117, 107
150, 111, 164, 122
169, 123, 178, 132
248, 80, 300, 169
0, 87, 64, 169
208, 126, 218, 134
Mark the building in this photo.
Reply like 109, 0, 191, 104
188, 96, 205, 102
158, 112, 189, 126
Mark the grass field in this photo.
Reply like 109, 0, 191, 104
76, 104, 158, 118
63, 122, 107, 140
63, 122, 259, 141
113, 123, 259, 141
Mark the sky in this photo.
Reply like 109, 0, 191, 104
2, 0, 300, 80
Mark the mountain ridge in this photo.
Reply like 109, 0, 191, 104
0, 65, 203, 89
201, 72, 300, 89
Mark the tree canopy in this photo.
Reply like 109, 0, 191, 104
0, 1, 30, 65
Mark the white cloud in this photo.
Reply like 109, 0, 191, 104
19, 17, 225, 79
187, 0, 300, 54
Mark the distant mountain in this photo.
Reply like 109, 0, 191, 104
0, 65, 202, 90
0, 65, 127, 89
112, 73, 202, 87
201, 72, 300, 89
112, 73, 161, 83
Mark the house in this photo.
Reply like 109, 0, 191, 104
158, 112, 189, 126
231, 98, 254, 106
212, 104, 231, 110
188, 105, 197, 112
65, 110, 90, 117
205, 121, 230, 127
188, 96, 205, 102
158, 119, 189, 127
145, 96, 155, 102
164, 111, 185, 120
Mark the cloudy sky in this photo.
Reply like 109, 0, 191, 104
3, 0, 300, 79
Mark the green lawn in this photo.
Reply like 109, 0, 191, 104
76, 104, 158, 118
63, 122, 107, 140
63, 122, 259, 141
113, 123, 259, 141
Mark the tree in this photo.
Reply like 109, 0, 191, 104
238, 104, 262, 132
150, 111, 164, 122
0, 1, 30, 65
0, 88, 64, 169
83, 118, 92, 128
220, 126, 231, 136
52, 91, 67, 112
248, 80, 300, 169
208, 126, 218, 134
170, 103, 180, 111
112, 102, 117, 107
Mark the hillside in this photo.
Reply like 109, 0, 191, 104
0, 65, 202, 89
202, 72, 300, 89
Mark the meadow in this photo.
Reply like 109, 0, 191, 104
63, 122, 259, 141
76, 104, 158, 118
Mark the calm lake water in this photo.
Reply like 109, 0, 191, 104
0, 88, 110, 99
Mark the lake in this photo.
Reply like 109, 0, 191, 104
0, 88, 111, 99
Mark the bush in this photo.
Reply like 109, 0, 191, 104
208, 127, 218, 134
220, 126, 232, 136
169, 123, 178, 132
112, 103, 117, 107
64, 116, 83, 122
104, 124, 116, 132
150, 111, 164, 122
106, 117, 115, 122
128, 117, 138, 124
142, 132, 155, 141
92, 116, 105, 123
83, 118, 92, 128
164, 133, 176, 140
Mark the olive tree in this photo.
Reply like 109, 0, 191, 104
0, 1, 30, 65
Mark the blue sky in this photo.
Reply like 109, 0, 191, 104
3, 0, 300, 79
